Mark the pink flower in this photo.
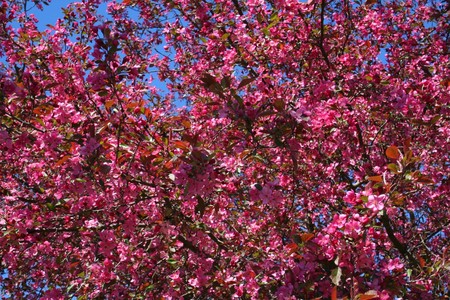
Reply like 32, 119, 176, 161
366, 195, 386, 212
260, 185, 273, 205
85, 219, 100, 229
276, 284, 293, 298
86, 70, 108, 90
386, 257, 404, 271
0, 130, 12, 150
80, 137, 100, 156
344, 219, 361, 235
343, 190, 357, 205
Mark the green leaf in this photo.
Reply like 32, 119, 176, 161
221, 33, 230, 41
67, 284, 76, 293
253, 154, 267, 163
270, 12, 279, 22
254, 183, 263, 191
46, 203, 55, 211
444, 263, 450, 271
430, 115, 440, 125
330, 267, 342, 286
268, 14, 279, 27
387, 163, 399, 174
406, 269, 412, 278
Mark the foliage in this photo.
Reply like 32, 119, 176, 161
0, 0, 449, 298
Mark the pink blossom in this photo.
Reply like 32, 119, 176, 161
343, 190, 358, 205
366, 194, 386, 212
79, 137, 100, 156
85, 219, 100, 229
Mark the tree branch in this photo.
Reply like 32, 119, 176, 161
380, 213, 420, 268
319, 0, 332, 69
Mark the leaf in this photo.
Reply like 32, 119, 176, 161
97, 89, 109, 96
46, 203, 55, 211
98, 164, 111, 175
358, 290, 378, 300
331, 286, 337, 300
440, 78, 450, 87
173, 140, 190, 150
412, 116, 440, 126
418, 255, 426, 268
105, 100, 115, 109
368, 175, 383, 182
416, 175, 434, 184
301, 233, 315, 243
403, 137, 411, 153
330, 267, 342, 286
270, 12, 279, 22
386, 145, 400, 160
393, 195, 405, 206
267, 13, 280, 29
444, 263, 450, 271
195, 196, 206, 217
34, 117, 46, 127
233, 93, 244, 107
200, 73, 217, 86
200, 74, 224, 96
67, 283, 76, 293
365, 0, 377, 5
404, 149, 413, 162
387, 163, 399, 174
33, 104, 54, 115
237, 77, 256, 89
181, 119, 191, 129
221, 32, 230, 41
273, 99, 285, 111
125, 102, 139, 110
286, 242, 299, 255
221, 76, 231, 88
164, 160, 173, 169
407, 269, 413, 277
430, 115, 440, 125
55, 155, 71, 167
96, 123, 110, 135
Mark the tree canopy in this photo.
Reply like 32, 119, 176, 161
0, 0, 449, 298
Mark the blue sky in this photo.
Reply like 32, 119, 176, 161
28, 1, 178, 104
30, 0, 78, 30
23, 0, 389, 103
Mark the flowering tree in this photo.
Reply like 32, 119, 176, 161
0, 0, 449, 298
